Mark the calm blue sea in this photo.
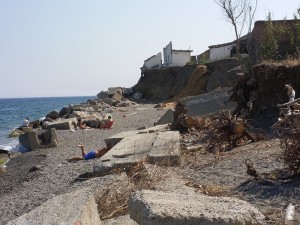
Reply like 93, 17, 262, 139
0, 96, 94, 151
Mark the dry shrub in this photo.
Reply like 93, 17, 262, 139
95, 175, 133, 220
205, 113, 257, 152
273, 114, 300, 177
185, 181, 230, 197
95, 160, 167, 220
261, 57, 300, 66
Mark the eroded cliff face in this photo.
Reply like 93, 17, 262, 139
133, 59, 240, 101
248, 63, 300, 113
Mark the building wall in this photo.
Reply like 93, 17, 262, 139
171, 51, 191, 66
209, 44, 235, 62
143, 52, 162, 69
163, 42, 172, 66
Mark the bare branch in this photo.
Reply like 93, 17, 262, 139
214, 0, 257, 55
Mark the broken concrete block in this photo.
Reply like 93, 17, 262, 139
19, 128, 58, 151
47, 118, 77, 130
129, 190, 265, 225
148, 131, 180, 166
155, 109, 174, 125
183, 88, 236, 116
103, 124, 169, 146
101, 133, 157, 162
7, 188, 100, 225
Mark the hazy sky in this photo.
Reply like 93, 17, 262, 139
0, 0, 299, 98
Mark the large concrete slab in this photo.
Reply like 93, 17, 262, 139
102, 133, 157, 161
183, 88, 236, 116
104, 124, 169, 146
94, 129, 181, 175
148, 131, 180, 166
47, 118, 77, 130
7, 188, 101, 225
129, 190, 265, 225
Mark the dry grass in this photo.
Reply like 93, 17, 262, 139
261, 57, 300, 66
185, 181, 230, 197
0, 166, 5, 174
273, 114, 300, 178
94, 160, 168, 220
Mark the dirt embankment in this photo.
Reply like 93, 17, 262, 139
133, 59, 240, 101
251, 63, 300, 111
232, 62, 300, 128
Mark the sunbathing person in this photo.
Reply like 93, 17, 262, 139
99, 116, 114, 129
68, 144, 113, 162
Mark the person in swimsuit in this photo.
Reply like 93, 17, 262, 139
68, 143, 113, 162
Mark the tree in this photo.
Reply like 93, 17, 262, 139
214, 0, 257, 55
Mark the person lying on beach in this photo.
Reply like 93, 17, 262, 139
67, 144, 114, 162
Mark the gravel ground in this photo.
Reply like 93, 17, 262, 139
1, 102, 299, 224
0, 103, 168, 225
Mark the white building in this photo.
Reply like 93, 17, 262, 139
163, 42, 192, 67
142, 52, 162, 70
209, 34, 250, 62
141, 42, 193, 71
209, 41, 235, 62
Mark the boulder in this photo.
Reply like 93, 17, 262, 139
133, 92, 143, 100
129, 190, 265, 225
59, 106, 72, 117
103, 97, 116, 106
87, 99, 97, 105
98, 87, 124, 102
123, 87, 134, 97
72, 104, 97, 112
46, 110, 59, 120
97, 91, 109, 99
117, 100, 132, 107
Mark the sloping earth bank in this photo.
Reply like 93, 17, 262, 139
134, 59, 240, 100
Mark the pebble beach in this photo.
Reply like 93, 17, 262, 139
0, 103, 168, 224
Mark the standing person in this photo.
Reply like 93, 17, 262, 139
68, 144, 113, 162
21, 117, 32, 127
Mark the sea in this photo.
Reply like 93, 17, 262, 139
0, 96, 94, 152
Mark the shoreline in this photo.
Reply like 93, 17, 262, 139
0, 103, 168, 224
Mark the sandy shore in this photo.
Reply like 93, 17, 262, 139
0, 103, 168, 224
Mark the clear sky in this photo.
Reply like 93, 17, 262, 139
0, 0, 299, 98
